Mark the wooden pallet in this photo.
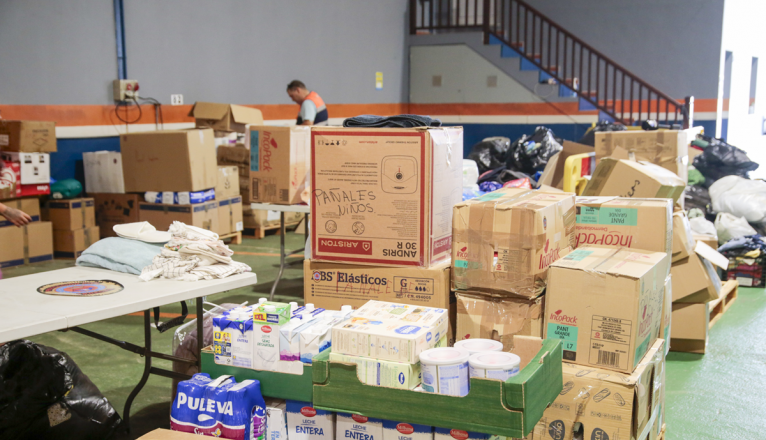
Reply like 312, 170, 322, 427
245, 222, 300, 239
219, 231, 242, 245
709, 280, 739, 329
658, 424, 666, 440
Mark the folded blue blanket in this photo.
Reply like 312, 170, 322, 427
76, 237, 163, 275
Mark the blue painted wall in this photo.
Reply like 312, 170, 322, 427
50, 137, 120, 184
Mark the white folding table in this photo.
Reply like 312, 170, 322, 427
0, 266, 256, 432
249, 203, 310, 300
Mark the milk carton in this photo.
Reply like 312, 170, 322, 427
253, 302, 292, 371
300, 306, 354, 363
382, 421, 433, 440
213, 309, 254, 368
433, 428, 490, 440
266, 398, 288, 440
286, 400, 335, 440
280, 305, 327, 361
337, 413, 384, 440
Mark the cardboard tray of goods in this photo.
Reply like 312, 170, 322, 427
311, 338, 563, 438
200, 348, 314, 402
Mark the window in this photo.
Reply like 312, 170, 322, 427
749, 57, 758, 114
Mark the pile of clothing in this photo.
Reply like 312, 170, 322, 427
718, 234, 766, 287
139, 222, 251, 282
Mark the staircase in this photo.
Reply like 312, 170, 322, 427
410, 0, 694, 128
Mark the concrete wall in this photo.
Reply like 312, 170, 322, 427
410, 45, 542, 103
717, 0, 766, 174
0, 0, 118, 105
524, 0, 725, 100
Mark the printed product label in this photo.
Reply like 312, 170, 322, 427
562, 249, 593, 262
454, 260, 468, 268
492, 247, 510, 272
634, 333, 653, 369
213, 330, 232, 359
589, 315, 632, 371
547, 323, 578, 361
437, 362, 469, 396
251, 131, 260, 172
0, 134, 9, 146
576, 207, 638, 226
476, 191, 505, 201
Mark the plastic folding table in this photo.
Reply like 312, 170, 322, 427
249, 203, 310, 300
0, 266, 256, 432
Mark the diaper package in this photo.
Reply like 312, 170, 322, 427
214, 309, 254, 368
145, 188, 216, 205
337, 413, 384, 440
286, 400, 336, 440
171, 373, 266, 440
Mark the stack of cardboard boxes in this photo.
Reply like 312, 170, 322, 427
84, 102, 260, 239
304, 126, 463, 342
0, 120, 55, 268
45, 198, 98, 258
243, 125, 311, 232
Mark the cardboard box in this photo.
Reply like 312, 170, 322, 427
596, 130, 688, 182
0, 198, 41, 228
53, 226, 100, 259
659, 275, 672, 356
538, 141, 594, 189
46, 198, 95, 231
545, 247, 668, 373
304, 259, 451, 310
0, 161, 19, 199
188, 102, 263, 133
693, 233, 718, 250
91, 193, 142, 238
671, 252, 721, 303
0, 120, 57, 152
139, 201, 218, 233
672, 211, 695, 263
217, 144, 250, 165
455, 292, 543, 351
83, 151, 125, 194
575, 196, 672, 260
217, 196, 244, 235
582, 158, 686, 203
250, 126, 310, 205
121, 129, 217, 192
311, 127, 463, 268
138, 429, 204, 440
217, 166, 240, 200
244, 207, 304, 229
670, 302, 708, 353
524, 339, 665, 440
0, 152, 50, 185
452, 188, 576, 298
0, 221, 54, 267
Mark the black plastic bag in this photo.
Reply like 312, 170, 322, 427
506, 127, 563, 174
467, 137, 510, 175
692, 137, 759, 182
577, 120, 626, 146
0, 340, 122, 440
684, 185, 715, 218
477, 166, 537, 186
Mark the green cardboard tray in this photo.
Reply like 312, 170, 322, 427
312, 339, 563, 438
201, 350, 314, 402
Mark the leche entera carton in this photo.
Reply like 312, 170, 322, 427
452, 188, 577, 298
213, 308, 254, 368
286, 400, 335, 440
433, 428, 492, 440
266, 398, 288, 440
253, 302, 292, 371
332, 301, 448, 363
311, 126, 463, 268
575, 197, 673, 264
300, 308, 355, 363
383, 421, 433, 440
544, 247, 668, 374
337, 413, 384, 440
279, 306, 327, 361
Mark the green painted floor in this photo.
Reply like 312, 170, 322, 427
3, 231, 764, 439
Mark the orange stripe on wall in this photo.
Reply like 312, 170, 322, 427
0, 99, 715, 127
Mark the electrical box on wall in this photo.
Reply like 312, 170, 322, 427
113, 79, 140, 101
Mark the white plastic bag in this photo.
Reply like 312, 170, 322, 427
463, 159, 480, 187
710, 175, 766, 222
715, 212, 758, 244
689, 217, 717, 236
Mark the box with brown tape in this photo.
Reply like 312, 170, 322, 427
217, 196, 244, 235
582, 158, 686, 203
455, 292, 543, 351
139, 201, 218, 233
53, 226, 100, 259
46, 198, 96, 231
596, 129, 688, 182
0, 198, 41, 227
452, 188, 576, 298
92, 193, 142, 238
0, 221, 53, 267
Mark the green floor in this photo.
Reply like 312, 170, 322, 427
3, 231, 765, 439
